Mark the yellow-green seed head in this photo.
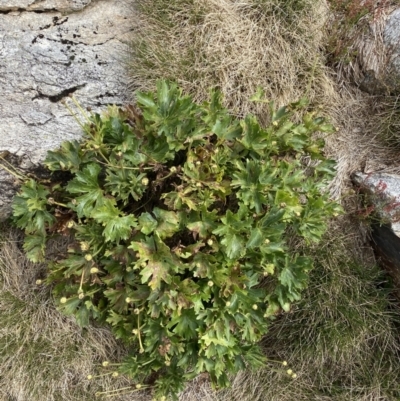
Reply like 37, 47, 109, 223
60, 297, 67, 304
87, 375, 93, 380
84, 254, 93, 261
136, 384, 142, 389
282, 361, 288, 366
102, 361, 109, 367
112, 371, 119, 377
90, 267, 99, 274
252, 304, 258, 310
78, 293, 85, 299
80, 241, 89, 251
141, 177, 149, 186
35, 279, 42, 285
286, 369, 293, 375
207, 280, 214, 287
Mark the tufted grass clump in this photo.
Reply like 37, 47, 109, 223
9, 81, 340, 400
128, 0, 334, 126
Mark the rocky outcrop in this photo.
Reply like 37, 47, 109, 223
351, 6, 400, 95
353, 172, 400, 237
353, 172, 400, 293
0, 0, 134, 220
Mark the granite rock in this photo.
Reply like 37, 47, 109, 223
355, 7, 400, 95
0, 0, 134, 221
352, 172, 400, 236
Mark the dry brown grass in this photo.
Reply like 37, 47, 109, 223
129, 0, 335, 122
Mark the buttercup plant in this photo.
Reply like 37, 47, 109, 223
10, 80, 341, 400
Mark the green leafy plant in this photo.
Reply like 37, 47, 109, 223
9, 81, 341, 400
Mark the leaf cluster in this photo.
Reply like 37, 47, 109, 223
11, 81, 341, 400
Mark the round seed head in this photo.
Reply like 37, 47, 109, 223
112, 371, 119, 377
207, 280, 214, 287
84, 254, 93, 261
286, 369, 293, 376
141, 177, 149, 186
102, 361, 109, 367
136, 384, 142, 389
78, 293, 85, 299
60, 297, 67, 304
80, 241, 89, 251
252, 304, 258, 310
87, 375, 93, 380
282, 361, 288, 366
35, 279, 42, 285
